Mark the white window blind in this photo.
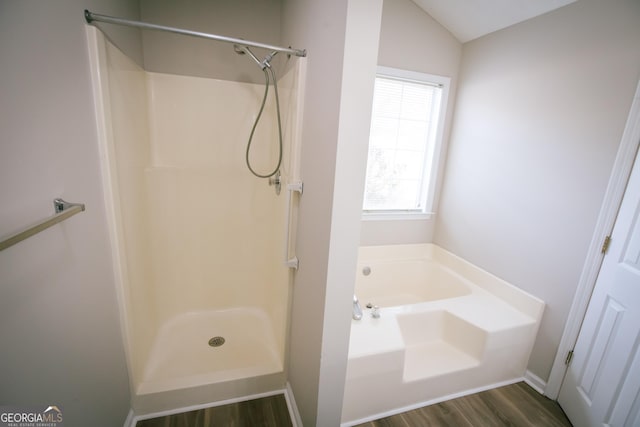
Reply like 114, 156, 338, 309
363, 71, 444, 213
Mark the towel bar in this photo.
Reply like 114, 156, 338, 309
0, 199, 85, 251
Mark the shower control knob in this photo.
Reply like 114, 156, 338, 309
268, 173, 281, 186
268, 171, 281, 195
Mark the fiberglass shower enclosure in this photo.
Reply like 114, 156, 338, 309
86, 15, 305, 413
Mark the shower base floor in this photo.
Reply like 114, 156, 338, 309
137, 308, 283, 395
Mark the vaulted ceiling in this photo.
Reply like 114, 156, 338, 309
411, 0, 578, 42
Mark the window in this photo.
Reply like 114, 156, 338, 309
363, 67, 449, 218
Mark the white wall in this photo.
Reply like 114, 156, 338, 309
360, 0, 462, 246
279, 0, 349, 423
319, 0, 383, 424
280, 0, 384, 424
435, 0, 640, 381
0, 0, 141, 425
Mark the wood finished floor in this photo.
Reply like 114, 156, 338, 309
355, 382, 572, 427
135, 394, 292, 427
135, 382, 572, 426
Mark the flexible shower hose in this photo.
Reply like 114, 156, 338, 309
245, 66, 283, 179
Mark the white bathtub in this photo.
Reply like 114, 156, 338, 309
341, 244, 545, 425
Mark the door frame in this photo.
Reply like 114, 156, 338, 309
545, 79, 640, 399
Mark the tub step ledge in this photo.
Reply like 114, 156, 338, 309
403, 341, 481, 382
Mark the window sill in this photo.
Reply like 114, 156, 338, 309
362, 211, 434, 221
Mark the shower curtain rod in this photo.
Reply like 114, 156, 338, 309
84, 10, 307, 58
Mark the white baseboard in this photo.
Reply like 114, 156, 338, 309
524, 370, 547, 395
285, 382, 303, 427
125, 386, 300, 426
123, 409, 135, 427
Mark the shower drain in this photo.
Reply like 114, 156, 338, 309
208, 336, 225, 347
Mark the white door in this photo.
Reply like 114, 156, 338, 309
558, 145, 640, 427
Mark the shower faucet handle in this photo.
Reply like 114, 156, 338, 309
268, 171, 281, 195
268, 172, 280, 186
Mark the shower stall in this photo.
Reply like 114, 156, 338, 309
86, 13, 306, 414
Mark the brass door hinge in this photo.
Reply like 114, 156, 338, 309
601, 235, 612, 254
565, 350, 574, 366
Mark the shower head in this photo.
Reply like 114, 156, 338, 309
263, 51, 278, 68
